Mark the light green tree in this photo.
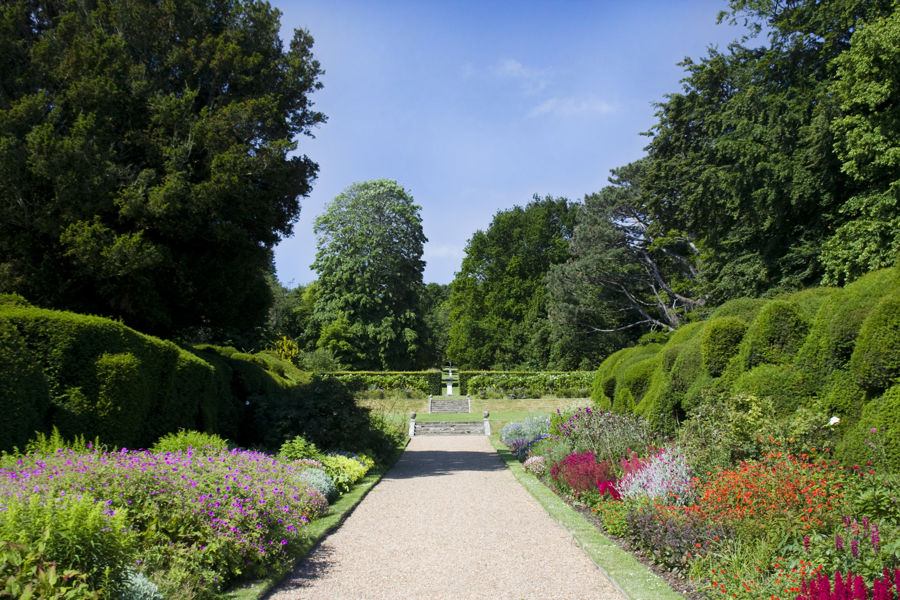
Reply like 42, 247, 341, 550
312, 180, 427, 370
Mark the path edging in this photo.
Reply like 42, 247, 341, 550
490, 436, 685, 600
225, 440, 409, 600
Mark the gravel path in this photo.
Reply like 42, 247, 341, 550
265, 435, 626, 600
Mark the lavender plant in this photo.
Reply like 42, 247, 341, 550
616, 445, 695, 505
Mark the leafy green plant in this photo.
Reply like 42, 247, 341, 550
150, 429, 228, 455
320, 454, 369, 494
0, 495, 133, 597
0, 533, 99, 600
23, 426, 102, 456
278, 435, 323, 462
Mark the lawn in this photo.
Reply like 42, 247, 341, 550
357, 395, 590, 431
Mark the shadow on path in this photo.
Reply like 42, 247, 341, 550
384, 448, 505, 479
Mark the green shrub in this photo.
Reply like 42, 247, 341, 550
740, 300, 809, 369
782, 286, 841, 320
278, 435, 323, 461
331, 371, 441, 396
817, 369, 866, 423
150, 429, 229, 455
661, 343, 684, 373
24, 426, 101, 456
701, 317, 748, 377
320, 454, 370, 494
0, 495, 133, 597
708, 297, 766, 322
463, 371, 594, 399
620, 356, 659, 404
0, 533, 100, 600
0, 292, 31, 306
120, 570, 163, 600
0, 319, 49, 452
731, 364, 805, 414
838, 384, 900, 474
300, 468, 338, 503
850, 296, 900, 392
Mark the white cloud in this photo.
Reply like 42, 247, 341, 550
489, 58, 550, 94
529, 96, 616, 118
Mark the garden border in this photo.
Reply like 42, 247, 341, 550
224, 441, 409, 600
490, 435, 684, 600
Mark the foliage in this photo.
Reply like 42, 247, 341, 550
0, 533, 100, 600
23, 426, 101, 457
615, 446, 694, 505
552, 407, 654, 470
465, 371, 593, 399
278, 435, 323, 462
0, 0, 325, 337
0, 304, 235, 452
320, 454, 371, 495
0, 494, 133, 597
312, 180, 428, 370
825, 9, 900, 286
701, 317, 748, 376
738, 300, 810, 369
0, 447, 328, 599
448, 195, 577, 370
850, 296, 900, 393
329, 371, 441, 397
547, 159, 705, 353
549, 451, 611, 496
150, 430, 229, 456
523, 456, 547, 476
299, 468, 337, 503
119, 571, 163, 600
624, 503, 731, 577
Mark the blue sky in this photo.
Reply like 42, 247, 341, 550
273, 1, 749, 287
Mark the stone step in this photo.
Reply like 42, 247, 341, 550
414, 421, 484, 435
429, 399, 470, 413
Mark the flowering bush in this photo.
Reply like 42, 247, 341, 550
695, 452, 846, 538
0, 447, 327, 599
502, 416, 551, 461
797, 568, 900, 600
552, 407, 653, 469
523, 456, 547, 476
550, 451, 611, 495
616, 445, 695, 505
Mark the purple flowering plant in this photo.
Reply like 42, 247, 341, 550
0, 446, 327, 598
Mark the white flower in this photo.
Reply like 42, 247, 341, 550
829, 416, 840, 426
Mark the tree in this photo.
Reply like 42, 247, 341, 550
447, 196, 577, 370
547, 160, 704, 365
0, 0, 325, 337
643, 0, 893, 301
825, 10, 900, 284
420, 282, 451, 367
311, 180, 427, 370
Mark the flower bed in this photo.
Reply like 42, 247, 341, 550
502, 406, 900, 600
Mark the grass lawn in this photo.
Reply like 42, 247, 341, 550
358, 396, 591, 430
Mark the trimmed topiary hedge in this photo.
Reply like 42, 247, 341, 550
701, 317, 748, 377
329, 371, 442, 396
589, 266, 900, 473
0, 305, 397, 457
460, 371, 594, 398
849, 296, 900, 393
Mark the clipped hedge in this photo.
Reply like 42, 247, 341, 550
589, 266, 900, 472
461, 371, 594, 398
850, 295, 900, 392
0, 305, 396, 457
329, 371, 442, 396
0, 305, 226, 451
701, 317, 748, 377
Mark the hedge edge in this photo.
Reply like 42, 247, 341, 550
490, 436, 684, 600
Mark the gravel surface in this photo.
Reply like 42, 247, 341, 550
265, 435, 625, 600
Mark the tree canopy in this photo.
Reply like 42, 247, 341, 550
0, 0, 324, 337
447, 196, 577, 369
311, 179, 427, 370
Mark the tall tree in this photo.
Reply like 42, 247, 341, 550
312, 180, 427, 370
547, 160, 704, 366
0, 0, 325, 336
447, 196, 577, 370
825, 9, 900, 284
643, 0, 893, 301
